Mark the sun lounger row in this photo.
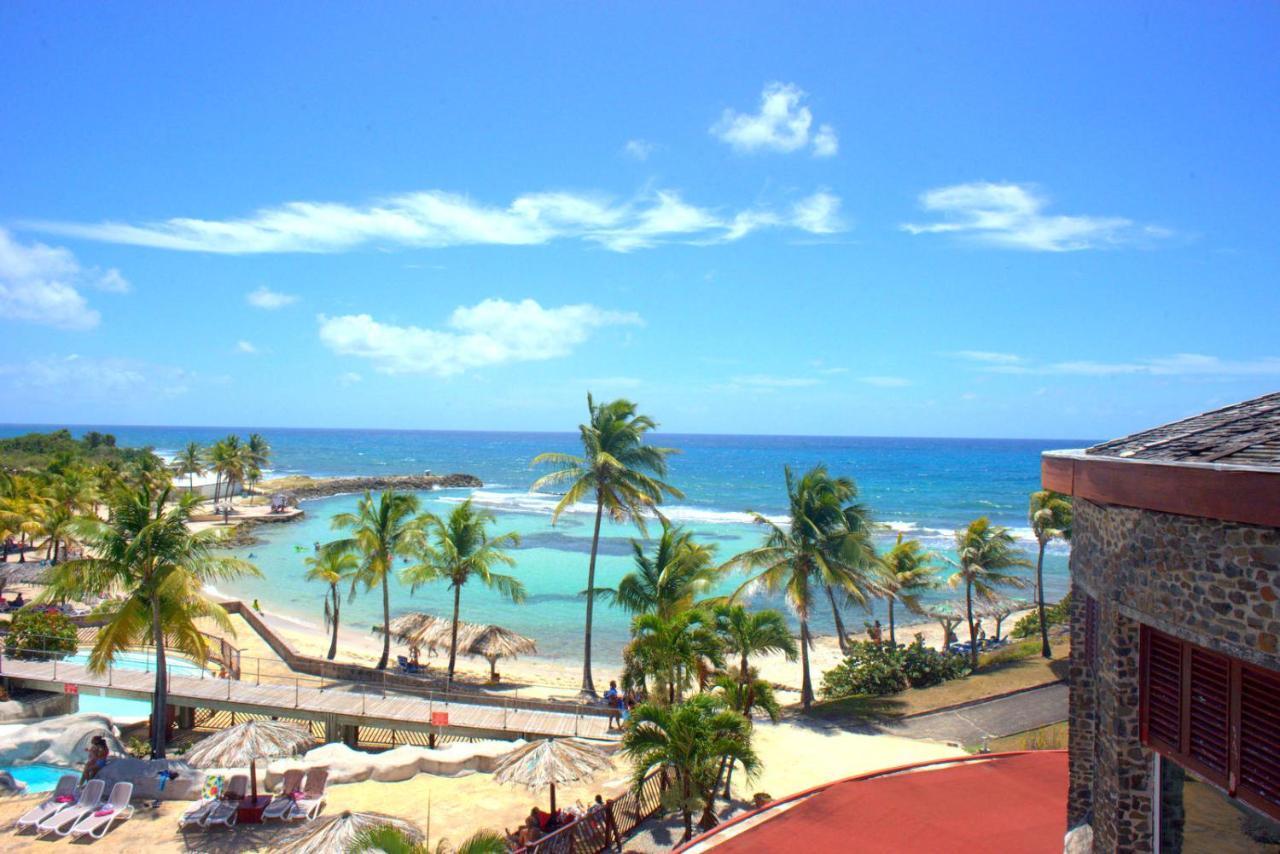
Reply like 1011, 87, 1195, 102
179, 766, 328, 830
15, 776, 134, 840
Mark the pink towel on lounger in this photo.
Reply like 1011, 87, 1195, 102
93, 808, 114, 817
55, 795, 74, 803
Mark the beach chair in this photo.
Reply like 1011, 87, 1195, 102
179, 773, 225, 828
202, 774, 249, 828
35, 779, 104, 836
14, 774, 79, 830
69, 781, 134, 840
287, 767, 328, 821
260, 767, 306, 821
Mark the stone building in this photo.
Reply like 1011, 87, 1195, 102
1043, 393, 1280, 851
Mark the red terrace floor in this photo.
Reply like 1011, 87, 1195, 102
680, 751, 1068, 854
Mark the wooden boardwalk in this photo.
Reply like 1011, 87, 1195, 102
0, 655, 616, 742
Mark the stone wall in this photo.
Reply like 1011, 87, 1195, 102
1068, 498, 1280, 852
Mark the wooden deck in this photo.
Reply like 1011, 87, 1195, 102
0, 655, 616, 742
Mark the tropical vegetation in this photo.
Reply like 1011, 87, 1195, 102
1028, 489, 1072, 658
4, 608, 78, 658
304, 545, 360, 660
878, 533, 938, 645
948, 517, 1032, 668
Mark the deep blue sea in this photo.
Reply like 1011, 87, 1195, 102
0, 425, 1089, 664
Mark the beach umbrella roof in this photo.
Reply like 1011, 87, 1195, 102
978, 594, 1031, 617
494, 737, 612, 793
462, 624, 538, 661
924, 600, 969, 620
278, 810, 423, 854
184, 719, 315, 770
375, 612, 451, 649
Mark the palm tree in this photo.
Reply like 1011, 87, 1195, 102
948, 517, 1032, 668
330, 490, 425, 670
209, 435, 247, 504
172, 442, 205, 495
712, 604, 796, 689
35, 503, 77, 564
1029, 490, 1072, 659
725, 465, 884, 709
246, 433, 271, 498
628, 609, 723, 704
401, 500, 525, 683
598, 522, 720, 619
879, 534, 938, 645
305, 546, 359, 660
711, 667, 780, 800
622, 693, 760, 841
352, 824, 508, 854
41, 484, 259, 756
531, 394, 682, 697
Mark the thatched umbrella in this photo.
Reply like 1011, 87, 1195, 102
924, 601, 969, 648
493, 737, 612, 814
374, 612, 449, 663
463, 624, 537, 681
978, 594, 1032, 641
277, 809, 422, 854
184, 719, 314, 801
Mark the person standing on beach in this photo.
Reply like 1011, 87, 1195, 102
603, 680, 621, 729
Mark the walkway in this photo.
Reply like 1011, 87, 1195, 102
881, 682, 1068, 744
0, 654, 616, 742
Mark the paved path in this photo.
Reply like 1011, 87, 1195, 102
881, 682, 1068, 745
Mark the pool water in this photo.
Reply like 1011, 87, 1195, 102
60, 649, 205, 721
1, 763, 77, 793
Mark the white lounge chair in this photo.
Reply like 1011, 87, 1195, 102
14, 774, 79, 831
35, 779, 104, 836
287, 767, 328, 821
69, 781, 134, 840
260, 768, 306, 821
202, 774, 248, 828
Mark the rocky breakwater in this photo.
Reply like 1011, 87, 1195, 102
263, 472, 483, 499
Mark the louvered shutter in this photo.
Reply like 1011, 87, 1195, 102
1187, 647, 1230, 784
1239, 664, 1280, 818
1142, 627, 1183, 751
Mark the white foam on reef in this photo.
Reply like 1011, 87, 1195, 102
440, 489, 788, 527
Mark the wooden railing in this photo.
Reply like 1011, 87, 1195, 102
518, 767, 671, 853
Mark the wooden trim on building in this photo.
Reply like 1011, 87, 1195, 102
1041, 451, 1280, 527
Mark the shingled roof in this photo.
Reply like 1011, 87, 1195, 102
1087, 392, 1280, 467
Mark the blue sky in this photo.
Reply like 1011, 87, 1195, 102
2, 2, 1278, 438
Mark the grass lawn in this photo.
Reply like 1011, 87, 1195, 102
803, 635, 1071, 723
983, 721, 1069, 752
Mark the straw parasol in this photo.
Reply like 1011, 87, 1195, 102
462, 624, 538, 681
374, 612, 450, 663
277, 809, 423, 854
183, 719, 315, 800
493, 737, 613, 814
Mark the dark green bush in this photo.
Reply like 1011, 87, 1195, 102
1010, 592, 1072, 639
820, 638, 971, 699
902, 638, 971, 687
4, 608, 78, 658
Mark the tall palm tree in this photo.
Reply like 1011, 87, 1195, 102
622, 693, 760, 841
712, 604, 797, 689
35, 503, 78, 564
879, 534, 938, 645
246, 433, 271, 497
41, 484, 259, 756
531, 394, 682, 697
1029, 490, 1072, 659
628, 609, 724, 704
401, 500, 525, 683
172, 442, 205, 495
598, 522, 720, 619
711, 667, 781, 800
329, 490, 425, 670
725, 465, 884, 709
305, 546, 359, 660
207, 438, 230, 503
948, 517, 1032, 668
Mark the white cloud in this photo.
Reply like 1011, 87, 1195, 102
338, 371, 363, 386
623, 140, 655, 161
955, 351, 1280, 378
712, 82, 838, 158
951, 350, 1024, 365
580, 376, 643, 389
859, 376, 911, 387
0, 228, 129, 329
235, 340, 258, 354
318, 298, 642, 376
0, 354, 192, 398
903, 182, 1160, 251
729, 374, 823, 388
246, 286, 299, 309
27, 186, 844, 255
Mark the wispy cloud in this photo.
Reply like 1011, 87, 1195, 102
0, 354, 192, 398
0, 228, 128, 330
728, 374, 823, 389
246, 286, 299, 309
951, 350, 1024, 365
903, 182, 1164, 251
337, 371, 362, 386
25, 187, 845, 255
712, 83, 838, 157
858, 376, 911, 387
622, 140, 656, 161
956, 351, 1280, 378
235, 340, 258, 355
580, 376, 644, 390
318, 298, 642, 376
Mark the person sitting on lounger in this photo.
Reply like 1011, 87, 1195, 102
80, 735, 110, 785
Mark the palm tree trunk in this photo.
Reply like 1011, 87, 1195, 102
824, 584, 849, 653
448, 583, 462, 683
888, 598, 896, 646
327, 584, 339, 660
681, 775, 694, 842
740, 652, 749, 687
966, 580, 978, 670
377, 569, 391, 670
799, 619, 814, 709
151, 598, 169, 758
1036, 540, 1051, 659
580, 494, 604, 698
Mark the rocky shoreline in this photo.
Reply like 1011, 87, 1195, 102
260, 472, 484, 500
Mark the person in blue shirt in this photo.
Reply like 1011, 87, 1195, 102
603, 680, 621, 729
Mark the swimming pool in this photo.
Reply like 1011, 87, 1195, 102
1, 763, 77, 793
59, 649, 205, 721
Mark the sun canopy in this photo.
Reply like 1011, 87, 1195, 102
278, 809, 423, 854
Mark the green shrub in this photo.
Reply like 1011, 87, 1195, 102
979, 639, 1041, 667
820, 638, 973, 699
1010, 592, 1072, 639
4, 608, 78, 658
902, 638, 971, 687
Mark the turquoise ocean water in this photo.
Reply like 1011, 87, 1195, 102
1, 426, 1088, 666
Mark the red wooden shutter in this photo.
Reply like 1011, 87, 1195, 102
1142, 627, 1183, 751
1187, 647, 1231, 783
1239, 664, 1280, 817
